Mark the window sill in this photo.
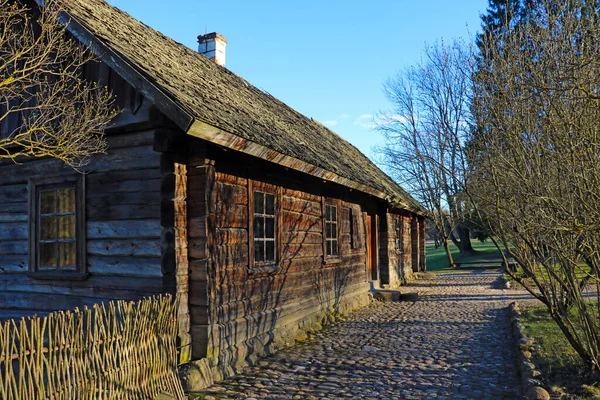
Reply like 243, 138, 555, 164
28, 271, 89, 281
248, 265, 283, 276
323, 257, 342, 266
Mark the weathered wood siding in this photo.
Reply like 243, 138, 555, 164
187, 161, 371, 379
0, 130, 163, 318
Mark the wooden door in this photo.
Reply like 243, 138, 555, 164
365, 214, 378, 281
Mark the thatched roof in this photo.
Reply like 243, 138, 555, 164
56, 0, 424, 213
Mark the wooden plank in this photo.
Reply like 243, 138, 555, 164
188, 237, 208, 259
281, 243, 323, 259
87, 239, 162, 257
214, 228, 248, 245
87, 220, 161, 239
281, 231, 322, 245
0, 273, 162, 299
0, 222, 27, 240
212, 244, 249, 271
105, 130, 155, 149
215, 173, 247, 186
87, 177, 160, 193
0, 184, 27, 203
86, 168, 160, 186
0, 240, 28, 255
281, 188, 321, 202
281, 195, 321, 216
213, 204, 248, 229
0, 291, 113, 312
87, 191, 161, 208
87, 204, 161, 221
281, 211, 322, 233
0, 145, 161, 185
87, 255, 162, 277
0, 255, 28, 273
0, 202, 28, 214
213, 182, 248, 205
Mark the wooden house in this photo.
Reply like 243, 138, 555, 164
0, 0, 426, 388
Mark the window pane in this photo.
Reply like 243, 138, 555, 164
58, 187, 75, 213
325, 205, 331, 221
331, 206, 337, 222
265, 194, 275, 215
40, 190, 56, 214
326, 240, 332, 256
254, 216, 264, 238
58, 215, 75, 239
40, 216, 57, 240
254, 240, 264, 262
326, 222, 332, 239
265, 240, 275, 262
39, 243, 56, 268
332, 222, 337, 238
332, 240, 338, 256
265, 217, 275, 239
254, 192, 264, 214
58, 242, 76, 267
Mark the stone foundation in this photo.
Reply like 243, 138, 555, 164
180, 283, 371, 391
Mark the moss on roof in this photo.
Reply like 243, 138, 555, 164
59, 0, 423, 212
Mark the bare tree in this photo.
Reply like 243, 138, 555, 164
376, 40, 476, 267
0, 0, 115, 168
470, 0, 600, 377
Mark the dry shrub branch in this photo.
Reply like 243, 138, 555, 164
470, 0, 600, 377
0, 0, 116, 168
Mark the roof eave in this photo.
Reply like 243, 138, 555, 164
188, 119, 425, 214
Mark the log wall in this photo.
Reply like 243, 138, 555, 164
0, 130, 163, 318
187, 160, 372, 380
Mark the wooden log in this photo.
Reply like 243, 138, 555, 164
281, 231, 322, 245
87, 239, 162, 257
0, 184, 27, 203
213, 204, 248, 229
0, 255, 28, 273
215, 173, 247, 186
280, 212, 322, 233
0, 222, 27, 240
87, 191, 161, 208
87, 255, 162, 277
281, 196, 321, 216
0, 145, 160, 185
0, 240, 28, 255
281, 188, 320, 202
0, 273, 162, 299
214, 228, 248, 245
87, 204, 161, 221
281, 243, 323, 259
87, 220, 161, 239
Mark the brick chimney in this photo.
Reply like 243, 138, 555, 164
197, 32, 227, 66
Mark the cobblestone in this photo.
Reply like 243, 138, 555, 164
193, 271, 523, 399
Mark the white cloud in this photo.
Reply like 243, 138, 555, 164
323, 120, 338, 127
339, 113, 351, 119
353, 114, 374, 129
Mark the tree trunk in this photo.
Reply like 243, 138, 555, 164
442, 239, 456, 268
457, 226, 475, 255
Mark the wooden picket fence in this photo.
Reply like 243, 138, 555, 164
0, 295, 185, 400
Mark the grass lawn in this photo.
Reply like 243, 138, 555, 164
521, 306, 600, 398
425, 240, 503, 273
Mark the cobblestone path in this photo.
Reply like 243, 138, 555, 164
195, 271, 523, 399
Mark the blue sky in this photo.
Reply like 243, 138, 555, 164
107, 0, 488, 158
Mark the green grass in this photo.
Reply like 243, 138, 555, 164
425, 240, 502, 273
520, 306, 600, 398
